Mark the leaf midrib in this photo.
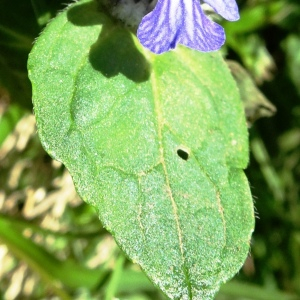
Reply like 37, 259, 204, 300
150, 57, 193, 299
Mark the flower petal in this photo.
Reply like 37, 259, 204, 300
203, 0, 239, 21
137, 0, 225, 54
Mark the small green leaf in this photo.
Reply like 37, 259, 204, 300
28, 0, 254, 299
227, 60, 276, 125
284, 35, 300, 96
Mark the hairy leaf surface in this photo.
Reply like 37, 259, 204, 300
28, 0, 254, 298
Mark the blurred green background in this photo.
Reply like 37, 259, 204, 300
0, 0, 299, 299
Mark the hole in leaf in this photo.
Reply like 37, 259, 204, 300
177, 148, 189, 161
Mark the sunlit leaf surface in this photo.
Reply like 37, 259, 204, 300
28, 0, 254, 298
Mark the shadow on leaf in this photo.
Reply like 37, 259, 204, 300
67, 1, 150, 83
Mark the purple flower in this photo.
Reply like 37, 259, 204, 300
137, 0, 239, 54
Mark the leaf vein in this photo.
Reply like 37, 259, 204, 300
151, 62, 193, 299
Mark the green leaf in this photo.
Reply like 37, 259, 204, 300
227, 60, 276, 125
0, 0, 66, 109
284, 35, 300, 96
28, 0, 254, 299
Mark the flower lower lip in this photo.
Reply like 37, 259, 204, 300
137, 0, 239, 54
